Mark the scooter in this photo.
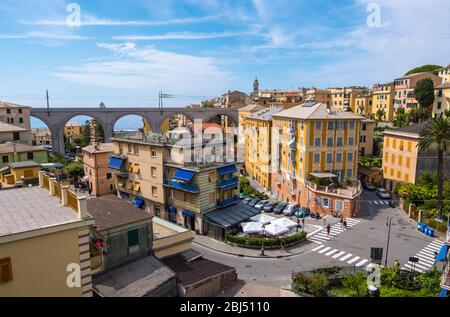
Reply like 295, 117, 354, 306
310, 212, 322, 220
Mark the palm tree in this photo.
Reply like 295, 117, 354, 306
393, 108, 409, 128
376, 108, 386, 121
418, 117, 450, 220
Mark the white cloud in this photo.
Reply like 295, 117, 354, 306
52, 43, 229, 94
113, 31, 256, 41
0, 31, 91, 40
19, 14, 221, 27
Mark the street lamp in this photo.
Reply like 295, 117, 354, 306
385, 216, 392, 267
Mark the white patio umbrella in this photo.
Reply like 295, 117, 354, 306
250, 214, 276, 225
264, 223, 289, 236
241, 222, 264, 234
271, 217, 298, 229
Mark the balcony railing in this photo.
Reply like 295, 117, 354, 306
304, 180, 362, 199
164, 179, 199, 193
217, 195, 239, 208
217, 177, 239, 190
115, 170, 129, 178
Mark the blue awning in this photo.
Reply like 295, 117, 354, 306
132, 198, 145, 209
182, 210, 196, 218
217, 165, 237, 176
108, 156, 124, 170
166, 206, 177, 214
173, 169, 195, 182
435, 244, 449, 263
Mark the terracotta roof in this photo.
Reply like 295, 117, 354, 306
396, 72, 439, 80
0, 142, 46, 154
0, 122, 27, 133
82, 143, 113, 154
86, 195, 152, 231
0, 101, 30, 108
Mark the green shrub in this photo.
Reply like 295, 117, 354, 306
380, 268, 421, 291
227, 232, 307, 248
342, 273, 369, 297
417, 268, 442, 297
292, 272, 329, 297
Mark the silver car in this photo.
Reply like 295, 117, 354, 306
283, 203, 299, 216
376, 188, 391, 199
255, 200, 269, 210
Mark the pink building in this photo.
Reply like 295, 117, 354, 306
394, 72, 442, 112
82, 143, 116, 197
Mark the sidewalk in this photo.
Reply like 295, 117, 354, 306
193, 231, 316, 258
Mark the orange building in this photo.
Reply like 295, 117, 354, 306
82, 143, 116, 196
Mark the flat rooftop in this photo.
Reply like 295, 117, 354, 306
0, 186, 82, 237
153, 217, 189, 240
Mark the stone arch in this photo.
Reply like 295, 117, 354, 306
203, 111, 238, 128
112, 113, 153, 133
159, 112, 196, 133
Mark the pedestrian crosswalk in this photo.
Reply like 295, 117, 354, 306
366, 200, 391, 205
312, 245, 371, 268
401, 239, 444, 273
308, 218, 362, 244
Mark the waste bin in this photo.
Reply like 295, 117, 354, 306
425, 227, 435, 237
418, 222, 427, 233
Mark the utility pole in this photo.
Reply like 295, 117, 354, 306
385, 216, 392, 267
159, 91, 174, 109
46, 90, 50, 117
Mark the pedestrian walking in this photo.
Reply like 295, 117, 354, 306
340, 216, 344, 228
394, 259, 400, 270
280, 239, 286, 253
326, 224, 331, 236
343, 219, 347, 230
302, 218, 305, 229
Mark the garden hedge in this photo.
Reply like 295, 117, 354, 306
226, 231, 307, 248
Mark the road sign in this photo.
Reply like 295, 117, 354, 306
371, 247, 383, 264
409, 257, 419, 263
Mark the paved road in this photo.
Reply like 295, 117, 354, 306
193, 189, 443, 289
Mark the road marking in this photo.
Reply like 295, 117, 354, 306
401, 239, 444, 273
347, 256, 360, 264
318, 247, 331, 254
356, 259, 368, 267
312, 245, 325, 251
340, 254, 353, 261
325, 249, 339, 256
333, 251, 346, 259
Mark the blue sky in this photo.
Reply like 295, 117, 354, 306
0, 0, 449, 127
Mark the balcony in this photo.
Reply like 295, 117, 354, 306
115, 170, 129, 178
217, 177, 239, 190
164, 179, 199, 193
217, 195, 239, 208
304, 180, 362, 199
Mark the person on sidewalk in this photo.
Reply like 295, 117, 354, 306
394, 259, 400, 270
343, 219, 347, 230
326, 224, 331, 237
280, 239, 286, 253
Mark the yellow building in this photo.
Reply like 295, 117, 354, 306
0, 161, 41, 185
64, 120, 82, 141
355, 91, 373, 117
110, 136, 166, 215
372, 82, 395, 122
329, 87, 366, 112
305, 88, 331, 106
433, 83, 450, 118
0, 172, 95, 297
271, 102, 363, 218
244, 108, 283, 190
437, 65, 450, 84
382, 122, 450, 191
359, 119, 376, 157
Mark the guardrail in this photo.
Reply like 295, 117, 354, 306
304, 180, 362, 199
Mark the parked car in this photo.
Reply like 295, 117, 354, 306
295, 207, 311, 218
255, 200, 269, 210
263, 202, 277, 213
248, 198, 261, 207
242, 198, 253, 205
376, 188, 391, 199
363, 181, 376, 191
283, 203, 299, 216
273, 203, 287, 215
